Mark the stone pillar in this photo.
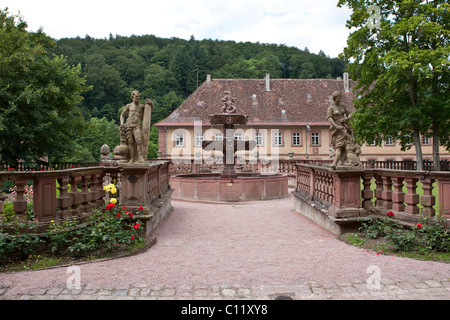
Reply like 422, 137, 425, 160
329, 168, 365, 218
33, 177, 57, 222
119, 164, 151, 215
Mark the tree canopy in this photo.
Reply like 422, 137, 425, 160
51, 34, 347, 126
338, 0, 450, 170
0, 8, 90, 166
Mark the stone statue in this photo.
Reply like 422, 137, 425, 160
327, 91, 360, 168
221, 91, 237, 114
119, 90, 154, 164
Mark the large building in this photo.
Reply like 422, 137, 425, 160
154, 74, 449, 163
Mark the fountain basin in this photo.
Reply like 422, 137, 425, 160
170, 173, 289, 202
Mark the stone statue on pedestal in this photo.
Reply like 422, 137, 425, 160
327, 91, 361, 169
116, 90, 153, 164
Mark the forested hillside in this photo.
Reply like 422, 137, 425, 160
1, 9, 346, 166
51, 34, 346, 127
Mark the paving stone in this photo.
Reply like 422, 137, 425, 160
140, 287, 151, 297
237, 288, 251, 297
160, 288, 176, 296
30, 288, 48, 295
221, 288, 236, 297
424, 280, 443, 288
128, 288, 141, 297
113, 289, 128, 296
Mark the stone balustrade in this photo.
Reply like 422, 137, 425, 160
0, 161, 171, 235
293, 163, 450, 234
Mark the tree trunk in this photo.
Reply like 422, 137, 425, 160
432, 120, 441, 171
413, 126, 423, 171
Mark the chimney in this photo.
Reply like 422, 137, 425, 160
265, 73, 270, 92
343, 72, 349, 92
206, 74, 211, 83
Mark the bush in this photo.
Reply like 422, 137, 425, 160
359, 212, 450, 254
47, 203, 145, 257
1, 199, 145, 262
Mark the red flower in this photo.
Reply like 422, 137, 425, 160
387, 211, 394, 217
138, 206, 144, 211
132, 222, 140, 230
131, 235, 135, 241
416, 223, 423, 229
106, 203, 115, 210
123, 206, 127, 210
115, 212, 121, 218
128, 212, 133, 218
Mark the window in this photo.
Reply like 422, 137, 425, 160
255, 132, 263, 146
274, 133, 283, 146
292, 133, 301, 146
311, 133, 320, 146
234, 133, 242, 141
422, 136, 430, 145
386, 136, 394, 145
215, 133, 223, 141
195, 133, 203, 146
175, 133, 184, 147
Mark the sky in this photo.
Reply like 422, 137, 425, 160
2, 0, 353, 58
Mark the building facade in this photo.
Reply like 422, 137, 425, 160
155, 74, 449, 163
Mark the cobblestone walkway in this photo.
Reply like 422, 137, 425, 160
1, 191, 449, 301
1, 279, 449, 300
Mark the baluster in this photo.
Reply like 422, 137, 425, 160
374, 174, 383, 208
404, 177, 419, 214
69, 176, 82, 216
0, 178, 6, 217
80, 175, 91, 213
57, 176, 72, 219
13, 178, 28, 219
420, 177, 435, 217
391, 176, 405, 212
381, 175, 393, 209
362, 173, 374, 209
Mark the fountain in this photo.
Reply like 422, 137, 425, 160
171, 91, 288, 202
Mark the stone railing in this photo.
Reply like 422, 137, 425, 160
158, 158, 332, 176
361, 169, 450, 218
361, 159, 450, 171
0, 161, 171, 233
293, 163, 450, 234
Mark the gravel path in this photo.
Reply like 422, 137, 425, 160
1, 190, 449, 300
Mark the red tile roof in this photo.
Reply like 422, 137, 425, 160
155, 77, 358, 127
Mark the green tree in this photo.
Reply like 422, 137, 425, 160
69, 117, 120, 162
338, 0, 450, 170
0, 8, 90, 166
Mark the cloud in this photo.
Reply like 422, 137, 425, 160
2, 0, 352, 57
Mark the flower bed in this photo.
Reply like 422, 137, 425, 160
340, 211, 450, 262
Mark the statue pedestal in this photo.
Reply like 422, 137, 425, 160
119, 163, 152, 215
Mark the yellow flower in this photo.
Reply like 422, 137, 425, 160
111, 188, 117, 194
50, 220, 54, 223
110, 198, 117, 204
